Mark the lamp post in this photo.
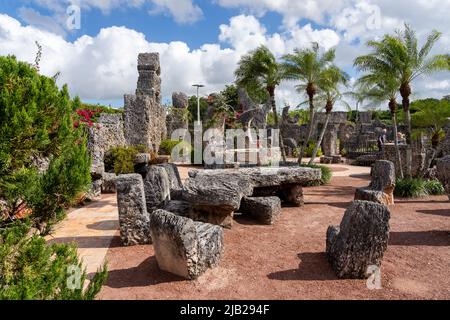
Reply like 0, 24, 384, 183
192, 84, 205, 124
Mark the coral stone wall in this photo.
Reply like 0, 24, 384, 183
88, 114, 126, 176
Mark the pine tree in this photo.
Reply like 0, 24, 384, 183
0, 55, 91, 232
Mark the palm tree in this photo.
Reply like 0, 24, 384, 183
357, 73, 404, 178
345, 86, 371, 122
308, 66, 349, 165
281, 43, 336, 164
235, 45, 287, 162
354, 24, 448, 176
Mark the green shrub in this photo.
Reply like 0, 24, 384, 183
0, 222, 107, 300
424, 179, 445, 196
0, 56, 91, 232
394, 178, 427, 198
104, 145, 153, 175
305, 142, 323, 158
160, 139, 183, 156
301, 164, 332, 186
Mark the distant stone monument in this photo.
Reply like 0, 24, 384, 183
124, 53, 166, 153
172, 92, 188, 109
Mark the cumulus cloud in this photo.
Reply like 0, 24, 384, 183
0, 13, 343, 107
148, 0, 203, 24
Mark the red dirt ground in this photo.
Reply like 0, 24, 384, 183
98, 174, 450, 300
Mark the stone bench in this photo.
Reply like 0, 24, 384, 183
326, 201, 391, 279
355, 160, 396, 205
182, 167, 321, 228
149, 209, 224, 280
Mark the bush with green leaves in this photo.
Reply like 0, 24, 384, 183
301, 164, 332, 186
394, 178, 445, 198
305, 142, 323, 158
0, 56, 91, 232
424, 179, 445, 196
0, 221, 107, 300
104, 145, 155, 174
394, 178, 427, 198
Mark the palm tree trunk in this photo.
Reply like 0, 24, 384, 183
298, 93, 315, 164
309, 111, 330, 165
268, 87, 287, 162
400, 83, 413, 177
392, 112, 404, 179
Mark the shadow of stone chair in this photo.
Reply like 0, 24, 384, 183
149, 209, 224, 280
354, 160, 396, 205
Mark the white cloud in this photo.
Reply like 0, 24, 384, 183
0, 13, 343, 108
215, 0, 348, 28
148, 0, 203, 24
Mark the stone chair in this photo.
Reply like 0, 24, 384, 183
326, 201, 390, 279
149, 209, 224, 280
354, 160, 396, 205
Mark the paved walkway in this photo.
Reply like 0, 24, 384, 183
46, 164, 370, 276
46, 194, 119, 274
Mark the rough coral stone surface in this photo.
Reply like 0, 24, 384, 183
172, 92, 189, 109
123, 94, 166, 153
102, 172, 118, 194
183, 167, 319, 227
158, 163, 183, 200
149, 209, 224, 280
116, 174, 151, 246
142, 166, 171, 211
326, 201, 390, 279
239, 196, 281, 225
87, 113, 126, 176
355, 160, 395, 205
436, 155, 450, 200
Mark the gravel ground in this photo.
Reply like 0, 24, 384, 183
98, 172, 450, 300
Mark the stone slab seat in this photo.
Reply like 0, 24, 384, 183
326, 200, 390, 279
355, 160, 396, 205
239, 196, 281, 225
149, 209, 224, 280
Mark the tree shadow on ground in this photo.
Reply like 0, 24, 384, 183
267, 252, 337, 281
417, 209, 450, 217
389, 230, 450, 246
103, 256, 185, 288
47, 236, 121, 248
87, 220, 119, 231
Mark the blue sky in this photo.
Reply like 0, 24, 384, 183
0, 0, 449, 109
